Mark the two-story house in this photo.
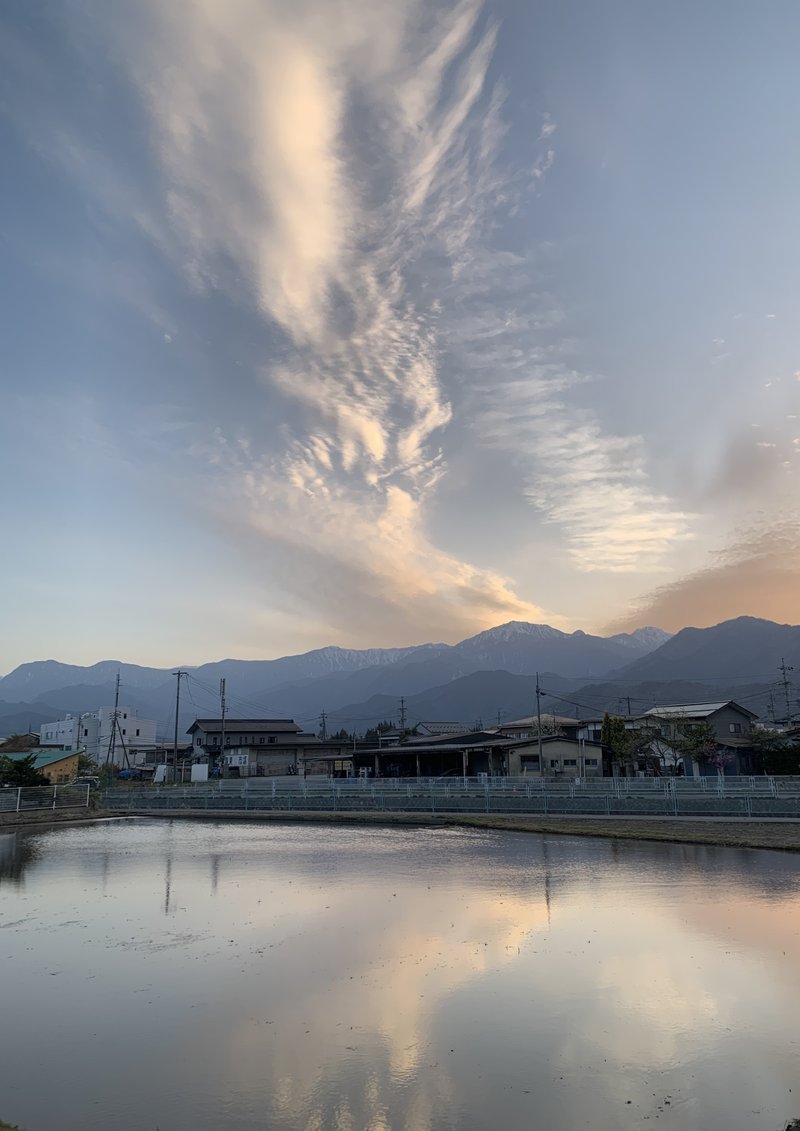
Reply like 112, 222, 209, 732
636, 701, 758, 776
187, 718, 319, 777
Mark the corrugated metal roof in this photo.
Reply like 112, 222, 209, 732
643, 702, 756, 719
3, 749, 78, 769
498, 715, 579, 728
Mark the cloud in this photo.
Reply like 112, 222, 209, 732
7, 0, 701, 648
609, 521, 800, 632
109, 0, 564, 642
443, 251, 693, 573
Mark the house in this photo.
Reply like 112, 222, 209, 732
187, 718, 322, 777
0, 731, 40, 751
2, 748, 80, 784
494, 715, 581, 741
350, 728, 605, 778
415, 721, 469, 737
634, 701, 758, 776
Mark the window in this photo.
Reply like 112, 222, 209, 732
83, 729, 88, 737
522, 755, 540, 765
135, 729, 140, 737
550, 759, 559, 769
268, 736, 277, 744
563, 758, 577, 767
123, 713, 127, 719
259, 737, 265, 744
584, 758, 598, 767
122, 729, 126, 735
196, 737, 202, 746
729, 722, 742, 735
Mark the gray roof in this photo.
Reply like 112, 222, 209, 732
642, 701, 757, 720
187, 719, 302, 734
496, 715, 580, 729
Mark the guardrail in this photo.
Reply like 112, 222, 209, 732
101, 776, 800, 820
0, 784, 91, 814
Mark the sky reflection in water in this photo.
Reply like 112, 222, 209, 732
0, 819, 799, 1131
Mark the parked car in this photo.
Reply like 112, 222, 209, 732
70, 776, 101, 789
117, 768, 143, 780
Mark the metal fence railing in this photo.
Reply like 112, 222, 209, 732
0, 784, 91, 814
101, 775, 800, 820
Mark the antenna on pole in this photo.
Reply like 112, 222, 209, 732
319, 710, 327, 741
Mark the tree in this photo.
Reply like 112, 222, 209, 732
0, 754, 47, 787
364, 720, 395, 742
672, 719, 718, 773
628, 722, 671, 776
76, 753, 98, 776
751, 728, 800, 775
600, 713, 634, 776
331, 728, 352, 742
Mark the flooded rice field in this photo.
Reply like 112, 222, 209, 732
0, 818, 799, 1131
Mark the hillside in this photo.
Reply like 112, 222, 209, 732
616, 617, 800, 684
2, 617, 798, 737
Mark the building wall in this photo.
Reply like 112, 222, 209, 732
39, 717, 82, 748
40, 708, 157, 765
507, 739, 603, 777
707, 705, 753, 741
40, 753, 79, 784
219, 746, 305, 776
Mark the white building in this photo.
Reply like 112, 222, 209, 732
39, 707, 158, 766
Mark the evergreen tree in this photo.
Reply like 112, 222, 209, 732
0, 754, 47, 787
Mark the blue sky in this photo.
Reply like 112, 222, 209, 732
1, 0, 799, 671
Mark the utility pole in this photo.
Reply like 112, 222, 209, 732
768, 691, 777, 724
172, 670, 188, 782
319, 710, 328, 741
779, 658, 794, 724
626, 696, 632, 717
399, 697, 407, 736
536, 672, 543, 772
105, 671, 121, 768
219, 678, 227, 778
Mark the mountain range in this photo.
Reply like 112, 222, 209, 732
1, 617, 798, 738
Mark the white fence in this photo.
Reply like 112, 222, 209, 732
0, 784, 91, 814
103, 775, 800, 819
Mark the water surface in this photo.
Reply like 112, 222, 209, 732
0, 819, 798, 1131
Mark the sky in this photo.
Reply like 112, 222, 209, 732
1, 0, 799, 672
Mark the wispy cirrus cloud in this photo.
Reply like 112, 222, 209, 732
9, 0, 696, 645
120, 0, 556, 638
444, 250, 693, 573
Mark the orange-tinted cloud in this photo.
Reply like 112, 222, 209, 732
610, 521, 800, 633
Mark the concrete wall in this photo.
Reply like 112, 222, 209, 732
507, 739, 603, 777
40, 753, 79, 783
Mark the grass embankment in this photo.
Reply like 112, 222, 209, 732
130, 807, 800, 852
0, 808, 111, 830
